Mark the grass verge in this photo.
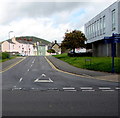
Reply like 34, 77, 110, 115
53, 53, 120, 73
0, 56, 17, 63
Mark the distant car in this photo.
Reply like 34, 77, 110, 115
19, 54, 25, 57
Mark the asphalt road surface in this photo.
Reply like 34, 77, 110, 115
2, 56, 120, 117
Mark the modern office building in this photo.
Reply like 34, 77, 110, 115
85, 0, 120, 57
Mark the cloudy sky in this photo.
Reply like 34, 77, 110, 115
0, 0, 118, 43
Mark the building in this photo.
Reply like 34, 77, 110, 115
1, 37, 35, 56
35, 42, 49, 56
51, 40, 61, 54
1, 37, 50, 56
85, 1, 120, 57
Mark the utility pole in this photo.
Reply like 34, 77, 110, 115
8, 31, 13, 56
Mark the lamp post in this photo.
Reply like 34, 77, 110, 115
8, 31, 14, 56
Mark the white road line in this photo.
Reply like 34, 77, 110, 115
115, 87, 120, 90
49, 78, 53, 82
101, 90, 114, 92
32, 58, 36, 64
12, 88, 22, 90
30, 65, 33, 67
19, 78, 23, 82
64, 90, 77, 92
82, 90, 95, 92
32, 61, 34, 63
99, 87, 111, 90
80, 87, 93, 90
42, 74, 46, 77
27, 69, 30, 71
63, 87, 75, 90
34, 79, 53, 83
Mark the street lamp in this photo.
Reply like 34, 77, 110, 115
8, 31, 14, 55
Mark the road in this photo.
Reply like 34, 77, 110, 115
2, 56, 119, 117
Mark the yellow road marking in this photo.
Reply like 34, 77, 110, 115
45, 56, 94, 79
0, 57, 26, 73
45, 56, 118, 82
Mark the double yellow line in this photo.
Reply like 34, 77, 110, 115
45, 56, 119, 82
45, 56, 94, 79
0, 57, 26, 73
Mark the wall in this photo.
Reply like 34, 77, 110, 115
1, 41, 9, 52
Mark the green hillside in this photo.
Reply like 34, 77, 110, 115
16, 36, 51, 45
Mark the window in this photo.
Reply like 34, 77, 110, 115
89, 24, 92, 39
91, 23, 93, 38
93, 23, 95, 38
97, 20, 99, 36
112, 9, 116, 31
103, 16, 105, 34
94, 21, 97, 37
90, 24, 92, 38
100, 18, 102, 35
86, 26, 89, 39
88, 26, 90, 38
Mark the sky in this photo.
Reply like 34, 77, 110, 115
0, 0, 118, 43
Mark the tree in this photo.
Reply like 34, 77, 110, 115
61, 30, 87, 53
47, 49, 56, 53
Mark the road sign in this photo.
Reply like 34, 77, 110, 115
114, 38, 120, 43
104, 39, 113, 43
104, 33, 120, 73
104, 37, 113, 40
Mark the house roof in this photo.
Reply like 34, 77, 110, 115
51, 42, 61, 48
16, 39, 34, 44
7, 40, 15, 44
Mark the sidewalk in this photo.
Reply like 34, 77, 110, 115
0, 57, 26, 72
46, 56, 119, 82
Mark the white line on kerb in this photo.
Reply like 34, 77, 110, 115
63, 87, 75, 90
19, 78, 23, 82
80, 87, 93, 90
99, 87, 111, 90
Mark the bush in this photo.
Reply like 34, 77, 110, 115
47, 49, 56, 53
1, 52, 10, 59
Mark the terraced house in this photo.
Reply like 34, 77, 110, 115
85, 0, 120, 57
1, 37, 50, 56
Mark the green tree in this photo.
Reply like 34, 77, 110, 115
47, 49, 56, 53
61, 30, 87, 53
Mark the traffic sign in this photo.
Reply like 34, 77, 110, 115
104, 33, 120, 73
114, 38, 120, 43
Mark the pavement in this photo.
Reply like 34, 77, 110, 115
46, 56, 120, 82
0, 57, 26, 73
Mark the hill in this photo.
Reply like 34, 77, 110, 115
15, 36, 51, 45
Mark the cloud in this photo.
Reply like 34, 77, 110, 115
0, 0, 118, 43
0, 2, 87, 24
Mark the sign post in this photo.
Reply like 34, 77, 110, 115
104, 33, 120, 73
